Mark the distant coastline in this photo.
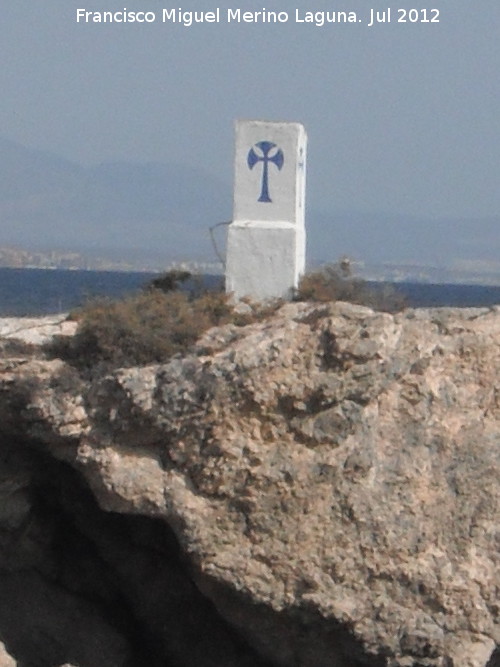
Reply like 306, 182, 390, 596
0, 245, 222, 275
3, 245, 500, 288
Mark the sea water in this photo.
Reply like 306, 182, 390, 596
0, 267, 500, 316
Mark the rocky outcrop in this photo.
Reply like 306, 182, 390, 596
0, 303, 499, 666
0, 642, 16, 667
0, 314, 77, 345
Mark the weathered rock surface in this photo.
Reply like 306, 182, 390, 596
0, 314, 76, 346
0, 302, 499, 666
0, 642, 16, 667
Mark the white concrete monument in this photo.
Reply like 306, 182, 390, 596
225, 119, 307, 300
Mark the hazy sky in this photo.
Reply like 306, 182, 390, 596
2, 1, 500, 224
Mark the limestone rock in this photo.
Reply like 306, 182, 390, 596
0, 642, 16, 667
0, 314, 76, 346
0, 302, 500, 666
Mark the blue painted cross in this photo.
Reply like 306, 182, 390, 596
247, 141, 284, 203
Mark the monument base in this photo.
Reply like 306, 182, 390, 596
225, 221, 305, 301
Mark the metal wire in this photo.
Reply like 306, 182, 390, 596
209, 221, 231, 269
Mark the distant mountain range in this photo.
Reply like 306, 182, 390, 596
0, 135, 230, 262
1, 135, 499, 280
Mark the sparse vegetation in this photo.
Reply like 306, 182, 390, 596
46, 288, 234, 372
146, 269, 192, 293
46, 265, 405, 373
295, 261, 406, 313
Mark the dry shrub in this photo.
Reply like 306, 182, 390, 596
46, 264, 404, 373
0, 339, 39, 358
295, 263, 406, 312
47, 289, 234, 372
146, 269, 192, 293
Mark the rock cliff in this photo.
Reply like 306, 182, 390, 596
0, 302, 499, 667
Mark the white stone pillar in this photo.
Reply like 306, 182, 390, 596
225, 120, 307, 300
